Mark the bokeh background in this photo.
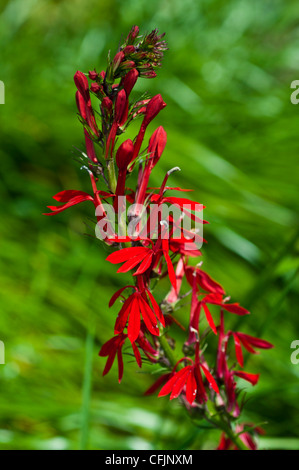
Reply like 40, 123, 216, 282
0, 0, 299, 450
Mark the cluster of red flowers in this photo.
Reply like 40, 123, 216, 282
45, 26, 273, 449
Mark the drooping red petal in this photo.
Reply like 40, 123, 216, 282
162, 238, 177, 290
117, 252, 149, 274
52, 190, 92, 202
139, 297, 159, 337
196, 269, 225, 295
222, 303, 250, 316
106, 246, 148, 264
44, 194, 93, 215
170, 367, 192, 400
185, 369, 198, 404
145, 373, 172, 396
158, 371, 182, 398
102, 349, 117, 377
133, 252, 154, 275
146, 289, 165, 327
109, 285, 135, 308
131, 342, 142, 368
127, 297, 141, 343
200, 364, 219, 394
232, 333, 244, 367
117, 346, 124, 383
114, 296, 133, 334
234, 371, 260, 385
202, 303, 217, 335
236, 333, 273, 350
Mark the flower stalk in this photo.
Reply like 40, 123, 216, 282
44, 25, 273, 450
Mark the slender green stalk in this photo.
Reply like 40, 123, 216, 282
80, 324, 95, 450
107, 158, 117, 193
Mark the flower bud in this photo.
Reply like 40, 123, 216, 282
143, 94, 166, 128
74, 71, 89, 102
113, 51, 125, 72
122, 68, 139, 97
114, 89, 127, 123
147, 126, 167, 169
89, 70, 98, 80
116, 139, 134, 170
123, 45, 136, 55
126, 25, 139, 43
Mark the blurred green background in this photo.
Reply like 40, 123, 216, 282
0, 0, 299, 450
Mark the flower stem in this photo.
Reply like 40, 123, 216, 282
79, 323, 95, 450
107, 158, 117, 193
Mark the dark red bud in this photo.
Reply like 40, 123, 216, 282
101, 97, 113, 114
90, 83, 101, 93
116, 139, 134, 170
127, 25, 139, 42
123, 68, 139, 96
89, 71, 98, 80
74, 71, 89, 102
143, 94, 166, 128
147, 126, 167, 168
123, 45, 136, 55
113, 51, 125, 71
115, 89, 127, 123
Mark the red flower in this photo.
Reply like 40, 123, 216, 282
231, 331, 273, 367
99, 330, 158, 383
185, 265, 225, 295
158, 357, 219, 405
109, 286, 165, 342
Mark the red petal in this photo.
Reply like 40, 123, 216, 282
114, 296, 133, 334
145, 373, 172, 396
236, 333, 273, 350
131, 342, 142, 368
158, 372, 182, 397
146, 289, 165, 327
127, 297, 141, 343
196, 270, 225, 295
162, 239, 177, 290
170, 367, 192, 400
133, 252, 154, 275
53, 190, 92, 202
232, 333, 244, 367
106, 247, 148, 264
117, 346, 124, 383
202, 303, 217, 335
117, 252, 149, 273
222, 303, 250, 315
109, 285, 135, 308
185, 369, 198, 404
200, 364, 219, 394
139, 297, 159, 337
234, 371, 260, 385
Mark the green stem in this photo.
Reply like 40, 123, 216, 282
80, 325, 95, 450
208, 414, 249, 450
158, 327, 182, 368
107, 158, 117, 193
